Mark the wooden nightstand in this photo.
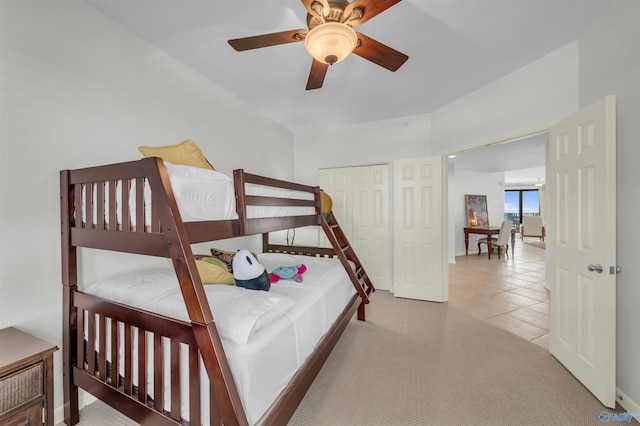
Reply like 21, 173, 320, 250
0, 327, 58, 426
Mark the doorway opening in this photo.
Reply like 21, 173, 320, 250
441, 127, 551, 350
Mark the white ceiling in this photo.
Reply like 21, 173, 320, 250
448, 132, 548, 184
82, 0, 611, 135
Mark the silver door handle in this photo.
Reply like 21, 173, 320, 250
587, 264, 603, 273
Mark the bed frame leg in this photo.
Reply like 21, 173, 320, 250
61, 170, 80, 425
63, 384, 79, 425
357, 302, 365, 321
63, 288, 80, 425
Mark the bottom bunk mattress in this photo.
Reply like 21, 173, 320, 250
83, 252, 356, 425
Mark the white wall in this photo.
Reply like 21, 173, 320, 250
578, 0, 640, 411
0, 0, 293, 417
292, 114, 431, 247
293, 113, 431, 185
431, 41, 580, 153
450, 170, 505, 256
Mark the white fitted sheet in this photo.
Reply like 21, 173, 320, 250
83, 253, 355, 425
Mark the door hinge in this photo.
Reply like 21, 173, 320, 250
610, 265, 621, 275
42, 406, 46, 423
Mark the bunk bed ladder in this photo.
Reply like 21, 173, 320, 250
321, 211, 375, 320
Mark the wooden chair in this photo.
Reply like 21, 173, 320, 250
478, 220, 513, 259
521, 216, 545, 241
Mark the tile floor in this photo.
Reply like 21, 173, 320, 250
448, 234, 550, 349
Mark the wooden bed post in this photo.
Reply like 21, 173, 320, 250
233, 169, 248, 235
144, 159, 249, 426
60, 170, 80, 425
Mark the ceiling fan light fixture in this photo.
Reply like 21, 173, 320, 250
304, 22, 357, 65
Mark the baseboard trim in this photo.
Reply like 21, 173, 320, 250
615, 387, 640, 422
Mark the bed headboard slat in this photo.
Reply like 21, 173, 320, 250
135, 178, 145, 232
137, 329, 148, 404
170, 340, 181, 421
189, 347, 201, 426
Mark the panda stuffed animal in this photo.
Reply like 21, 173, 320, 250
232, 249, 271, 291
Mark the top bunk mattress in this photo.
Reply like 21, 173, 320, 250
82, 162, 316, 226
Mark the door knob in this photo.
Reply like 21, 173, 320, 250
587, 264, 603, 273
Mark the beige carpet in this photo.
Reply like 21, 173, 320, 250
290, 291, 632, 426
68, 291, 635, 426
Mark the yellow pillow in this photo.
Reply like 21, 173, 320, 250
138, 140, 214, 170
194, 255, 236, 285
320, 190, 333, 214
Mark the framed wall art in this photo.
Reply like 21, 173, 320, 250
465, 194, 489, 227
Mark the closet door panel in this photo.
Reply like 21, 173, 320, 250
332, 168, 353, 240
368, 165, 390, 291
318, 165, 391, 290
318, 167, 352, 247
352, 166, 372, 279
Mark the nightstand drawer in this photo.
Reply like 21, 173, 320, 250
2, 402, 42, 426
0, 362, 43, 415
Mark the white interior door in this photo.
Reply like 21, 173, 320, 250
548, 95, 616, 408
393, 157, 447, 301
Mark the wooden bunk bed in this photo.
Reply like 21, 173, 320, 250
60, 157, 374, 426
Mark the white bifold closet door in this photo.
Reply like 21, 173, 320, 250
318, 165, 391, 291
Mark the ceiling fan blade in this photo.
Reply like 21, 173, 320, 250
344, 0, 401, 26
353, 32, 408, 71
306, 59, 329, 90
228, 29, 307, 51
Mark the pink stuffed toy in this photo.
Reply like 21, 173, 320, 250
269, 264, 307, 283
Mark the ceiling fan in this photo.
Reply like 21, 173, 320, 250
228, 0, 409, 90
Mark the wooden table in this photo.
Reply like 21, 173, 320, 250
464, 226, 515, 259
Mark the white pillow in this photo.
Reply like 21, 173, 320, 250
84, 268, 295, 344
